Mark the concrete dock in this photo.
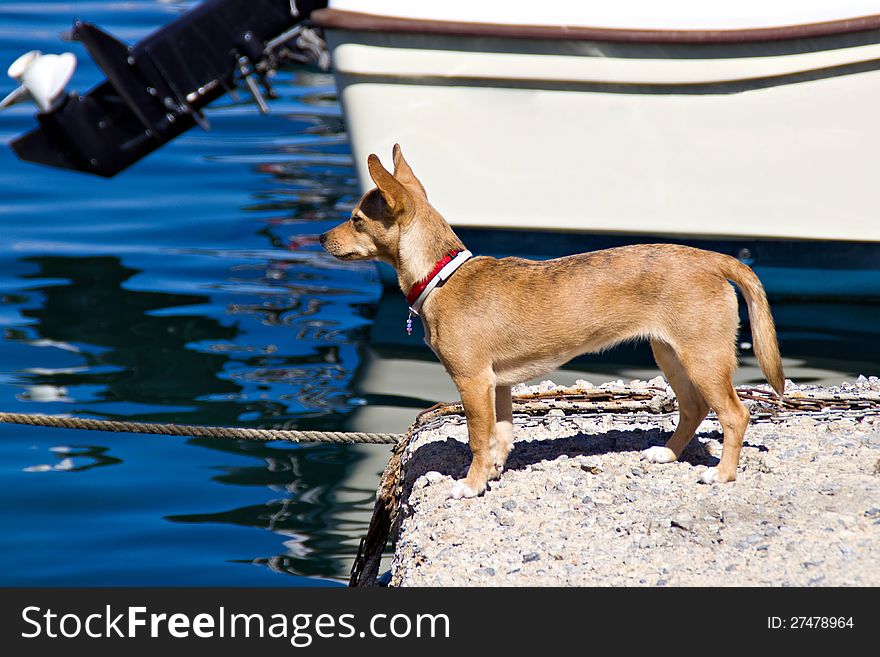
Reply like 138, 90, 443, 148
351, 378, 880, 586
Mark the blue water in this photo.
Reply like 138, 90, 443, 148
0, 0, 380, 586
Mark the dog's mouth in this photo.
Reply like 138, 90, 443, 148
332, 251, 365, 261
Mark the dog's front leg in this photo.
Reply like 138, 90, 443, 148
450, 374, 496, 499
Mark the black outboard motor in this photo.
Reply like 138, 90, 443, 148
4, 0, 328, 177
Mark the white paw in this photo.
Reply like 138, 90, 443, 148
699, 467, 720, 484
641, 446, 677, 464
449, 480, 479, 500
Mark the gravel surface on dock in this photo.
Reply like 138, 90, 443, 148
390, 379, 880, 586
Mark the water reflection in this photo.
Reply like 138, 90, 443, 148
15, 255, 242, 424
4, 247, 380, 581
23, 445, 122, 473
167, 440, 376, 579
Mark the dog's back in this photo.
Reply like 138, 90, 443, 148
429, 244, 781, 389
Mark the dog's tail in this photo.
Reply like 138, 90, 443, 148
719, 256, 785, 397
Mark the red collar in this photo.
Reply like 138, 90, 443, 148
405, 250, 465, 305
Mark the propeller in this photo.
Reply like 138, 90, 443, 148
0, 50, 77, 112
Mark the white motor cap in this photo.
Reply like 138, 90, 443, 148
1, 50, 77, 111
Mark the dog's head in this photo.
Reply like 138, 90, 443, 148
320, 144, 428, 266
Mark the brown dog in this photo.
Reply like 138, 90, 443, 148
321, 145, 784, 499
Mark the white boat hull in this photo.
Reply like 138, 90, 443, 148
320, 13, 880, 243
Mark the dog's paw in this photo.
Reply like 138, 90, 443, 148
641, 446, 677, 464
699, 467, 720, 484
699, 467, 735, 484
449, 479, 480, 500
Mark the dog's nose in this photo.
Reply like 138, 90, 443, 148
318, 232, 327, 246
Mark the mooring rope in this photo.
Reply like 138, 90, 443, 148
2, 386, 877, 449
0, 412, 402, 444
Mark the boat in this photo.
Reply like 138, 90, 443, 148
312, 0, 880, 298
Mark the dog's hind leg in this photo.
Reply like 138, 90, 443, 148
668, 337, 750, 483
490, 385, 514, 480
693, 381, 750, 483
642, 339, 709, 465
450, 372, 496, 499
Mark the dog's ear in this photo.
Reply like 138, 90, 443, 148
368, 153, 409, 212
392, 144, 427, 196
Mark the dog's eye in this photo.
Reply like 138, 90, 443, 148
350, 213, 361, 223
